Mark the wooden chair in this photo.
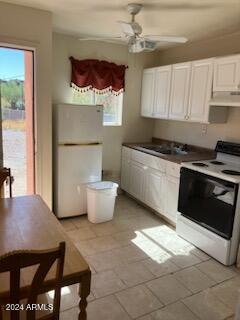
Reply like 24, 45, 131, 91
0, 168, 13, 198
0, 242, 65, 320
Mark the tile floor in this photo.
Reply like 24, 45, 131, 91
58, 194, 240, 320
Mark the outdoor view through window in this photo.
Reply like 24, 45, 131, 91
72, 89, 123, 126
0, 47, 34, 196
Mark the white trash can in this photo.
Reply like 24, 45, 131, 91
87, 181, 118, 223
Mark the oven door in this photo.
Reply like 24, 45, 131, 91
178, 167, 239, 239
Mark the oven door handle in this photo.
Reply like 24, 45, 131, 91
213, 189, 229, 197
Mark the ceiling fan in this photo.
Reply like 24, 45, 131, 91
78, 3, 188, 53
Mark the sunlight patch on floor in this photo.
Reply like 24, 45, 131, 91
131, 224, 194, 261
48, 286, 71, 299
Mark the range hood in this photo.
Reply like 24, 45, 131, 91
209, 93, 240, 107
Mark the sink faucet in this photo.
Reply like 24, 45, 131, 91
181, 144, 189, 151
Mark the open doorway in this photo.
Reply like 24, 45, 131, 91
0, 46, 35, 196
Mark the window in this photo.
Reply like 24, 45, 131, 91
72, 89, 123, 126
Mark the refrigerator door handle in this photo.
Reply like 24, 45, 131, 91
58, 142, 103, 146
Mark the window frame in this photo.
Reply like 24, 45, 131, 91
72, 88, 123, 127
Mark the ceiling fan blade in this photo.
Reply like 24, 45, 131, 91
117, 21, 135, 36
78, 36, 124, 41
142, 2, 227, 10
86, 1, 232, 12
145, 35, 188, 43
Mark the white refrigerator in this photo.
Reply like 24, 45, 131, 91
54, 104, 103, 218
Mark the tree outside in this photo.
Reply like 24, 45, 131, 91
1, 79, 24, 110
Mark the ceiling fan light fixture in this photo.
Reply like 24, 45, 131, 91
128, 36, 137, 45
128, 39, 157, 53
140, 39, 157, 51
128, 42, 142, 53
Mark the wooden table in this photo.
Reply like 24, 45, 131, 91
0, 195, 91, 320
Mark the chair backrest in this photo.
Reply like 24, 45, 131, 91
0, 168, 12, 197
0, 242, 65, 320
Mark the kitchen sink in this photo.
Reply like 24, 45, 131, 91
139, 145, 188, 156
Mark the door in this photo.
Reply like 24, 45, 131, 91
213, 55, 240, 91
178, 167, 238, 239
129, 161, 146, 201
57, 104, 103, 144
145, 168, 164, 213
0, 46, 35, 197
55, 145, 102, 218
141, 68, 155, 117
153, 66, 171, 119
165, 176, 180, 223
169, 62, 191, 121
188, 59, 214, 123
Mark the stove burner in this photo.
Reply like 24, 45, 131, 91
192, 162, 209, 167
210, 161, 225, 165
222, 170, 240, 176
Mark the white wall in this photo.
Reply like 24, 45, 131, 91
53, 33, 158, 176
0, 2, 52, 207
154, 108, 240, 149
153, 30, 240, 149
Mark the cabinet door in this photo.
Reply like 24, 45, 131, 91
129, 161, 146, 201
153, 66, 171, 119
213, 55, 240, 91
121, 157, 131, 192
144, 168, 164, 213
165, 176, 180, 224
188, 59, 213, 123
169, 62, 191, 121
141, 68, 155, 117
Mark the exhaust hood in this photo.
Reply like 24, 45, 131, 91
209, 93, 240, 107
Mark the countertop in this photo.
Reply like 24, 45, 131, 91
123, 138, 216, 164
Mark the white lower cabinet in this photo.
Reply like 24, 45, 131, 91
144, 168, 164, 213
164, 175, 180, 224
121, 147, 180, 224
129, 161, 146, 201
121, 146, 132, 193
121, 157, 131, 192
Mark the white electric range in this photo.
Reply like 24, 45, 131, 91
176, 141, 240, 265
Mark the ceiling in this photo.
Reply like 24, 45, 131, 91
4, 0, 240, 49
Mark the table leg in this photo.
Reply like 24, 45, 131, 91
78, 270, 91, 320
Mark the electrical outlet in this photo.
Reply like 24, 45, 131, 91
202, 124, 208, 135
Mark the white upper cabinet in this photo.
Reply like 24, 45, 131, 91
152, 66, 172, 119
188, 58, 214, 123
141, 68, 155, 117
213, 55, 240, 91
140, 53, 240, 123
169, 62, 191, 121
